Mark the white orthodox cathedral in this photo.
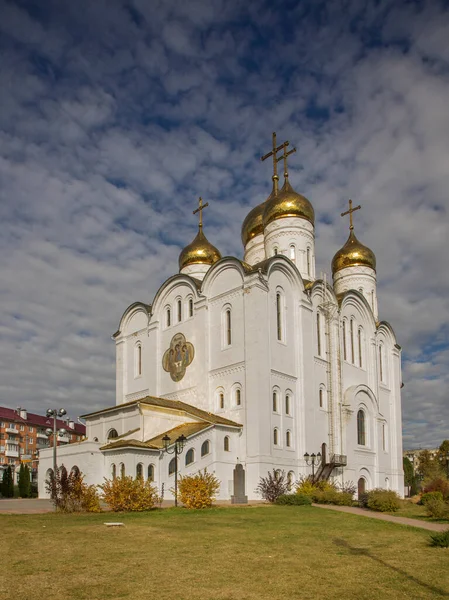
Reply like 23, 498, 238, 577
39, 134, 404, 500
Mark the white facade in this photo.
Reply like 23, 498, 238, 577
38, 181, 404, 501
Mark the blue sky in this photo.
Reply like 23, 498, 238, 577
0, 0, 448, 448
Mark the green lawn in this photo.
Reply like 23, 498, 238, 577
388, 500, 449, 523
2, 506, 449, 600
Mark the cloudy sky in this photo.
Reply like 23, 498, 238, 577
0, 0, 448, 448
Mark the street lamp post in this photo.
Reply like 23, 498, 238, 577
162, 434, 187, 507
304, 452, 322, 482
45, 408, 67, 474
446, 451, 449, 479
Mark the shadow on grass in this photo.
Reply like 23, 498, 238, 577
333, 538, 449, 598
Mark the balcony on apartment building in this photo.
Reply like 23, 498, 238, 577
36, 431, 48, 439
6, 426, 19, 435
5, 449, 20, 458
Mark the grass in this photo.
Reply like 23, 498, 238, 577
2, 505, 449, 600
388, 499, 449, 523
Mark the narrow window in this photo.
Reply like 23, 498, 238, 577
379, 345, 383, 381
307, 247, 311, 276
219, 392, 224, 409
342, 320, 347, 361
357, 410, 366, 446
148, 464, 154, 481
273, 428, 279, 446
358, 328, 363, 368
350, 319, 355, 364
189, 298, 193, 317
185, 448, 194, 466
108, 429, 118, 440
382, 423, 386, 451
274, 247, 278, 255
169, 458, 176, 475
319, 388, 323, 408
111, 464, 116, 480
236, 389, 241, 406
226, 309, 232, 346
371, 290, 374, 311
201, 440, 210, 457
290, 245, 296, 262
177, 299, 182, 322
276, 293, 282, 341
136, 344, 142, 376
224, 436, 230, 452
317, 312, 321, 356
272, 391, 278, 412
285, 394, 290, 415
120, 463, 125, 478
286, 430, 291, 447
136, 463, 143, 479
166, 308, 171, 327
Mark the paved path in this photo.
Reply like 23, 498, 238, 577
0, 499, 54, 514
313, 503, 449, 532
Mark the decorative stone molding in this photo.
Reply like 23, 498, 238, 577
162, 387, 197, 401
209, 362, 245, 379
125, 390, 149, 402
270, 369, 297, 382
209, 288, 243, 305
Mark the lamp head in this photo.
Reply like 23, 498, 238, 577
59, 428, 67, 436
304, 452, 309, 459
45, 428, 53, 437
177, 434, 187, 451
162, 435, 170, 450
46, 409, 55, 418
58, 408, 67, 417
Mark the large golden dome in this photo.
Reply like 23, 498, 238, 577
331, 229, 376, 275
179, 228, 222, 271
262, 179, 315, 228
241, 187, 276, 246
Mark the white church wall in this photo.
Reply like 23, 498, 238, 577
86, 408, 141, 444
141, 407, 199, 441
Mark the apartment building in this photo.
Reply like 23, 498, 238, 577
0, 406, 86, 483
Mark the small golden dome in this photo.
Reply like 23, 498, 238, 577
241, 186, 276, 246
179, 228, 222, 271
331, 229, 376, 275
262, 179, 315, 228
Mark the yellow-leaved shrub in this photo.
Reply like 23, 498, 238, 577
100, 476, 159, 512
177, 469, 220, 509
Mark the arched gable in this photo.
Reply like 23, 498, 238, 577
310, 279, 338, 308
201, 257, 245, 298
340, 290, 376, 330
115, 302, 151, 337
376, 320, 398, 346
150, 274, 201, 317
344, 384, 383, 417
265, 255, 306, 295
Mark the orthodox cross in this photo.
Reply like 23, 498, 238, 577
277, 142, 297, 179
260, 132, 289, 195
193, 196, 209, 230
341, 199, 361, 231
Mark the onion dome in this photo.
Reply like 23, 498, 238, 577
179, 227, 221, 271
331, 229, 376, 275
262, 178, 315, 228
241, 186, 276, 246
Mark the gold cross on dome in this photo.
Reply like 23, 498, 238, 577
193, 197, 209, 229
277, 142, 297, 179
341, 199, 361, 230
260, 132, 289, 195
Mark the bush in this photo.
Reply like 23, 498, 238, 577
366, 488, 401, 512
177, 469, 220, 509
46, 465, 101, 512
276, 494, 312, 506
313, 489, 354, 506
421, 491, 444, 506
295, 475, 338, 500
336, 481, 357, 496
256, 470, 288, 503
423, 478, 449, 501
429, 529, 449, 548
100, 475, 158, 512
425, 498, 449, 520
18, 464, 31, 498
1, 466, 14, 498
295, 475, 316, 497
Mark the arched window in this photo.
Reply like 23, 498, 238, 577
379, 345, 384, 382
350, 318, 355, 364
371, 290, 374, 311
285, 394, 290, 415
148, 464, 155, 481
276, 293, 282, 341
189, 298, 194, 318
219, 392, 224, 410
319, 388, 324, 408
272, 391, 278, 412
236, 389, 241, 406
274, 247, 278, 255
289, 245, 296, 262
166, 307, 171, 327
357, 410, 366, 446
224, 436, 230, 452
177, 299, 182, 322
135, 343, 142, 377
111, 464, 116, 480
70, 466, 80, 477
169, 458, 176, 475
273, 428, 279, 446
185, 448, 195, 466
287, 471, 295, 491
286, 430, 292, 447
120, 463, 125, 478
358, 477, 366, 499
136, 463, 143, 479
107, 428, 118, 440
358, 328, 363, 368
382, 423, 387, 451
201, 440, 210, 457
225, 309, 232, 346
316, 312, 322, 356
342, 320, 347, 361
307, 247, 311, 276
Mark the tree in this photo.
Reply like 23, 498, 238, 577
403, 457, 418, 496
417, 449, 444, 480
19, 464, 31, 498
437, 440, 449, 477
1, 466, 14, 498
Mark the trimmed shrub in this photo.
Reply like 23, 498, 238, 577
256, 470, 288, 503
276, 494, 312, 506
429, 529, 449, 548
177, 469, 220, 509
358, 492, 369, 508
421, 491, 444, 506
313, 489, 354, 506
366, 488, 401, 512
295, 475, 316, 498
423, 478, 449, 501
425, 498, 449, 520
100, 475, 158, 512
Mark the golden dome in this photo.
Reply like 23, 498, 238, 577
262, 178, 315, 228
179, 227, 222, 271
241, 186, 276, 246
331, 229, 376, 275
